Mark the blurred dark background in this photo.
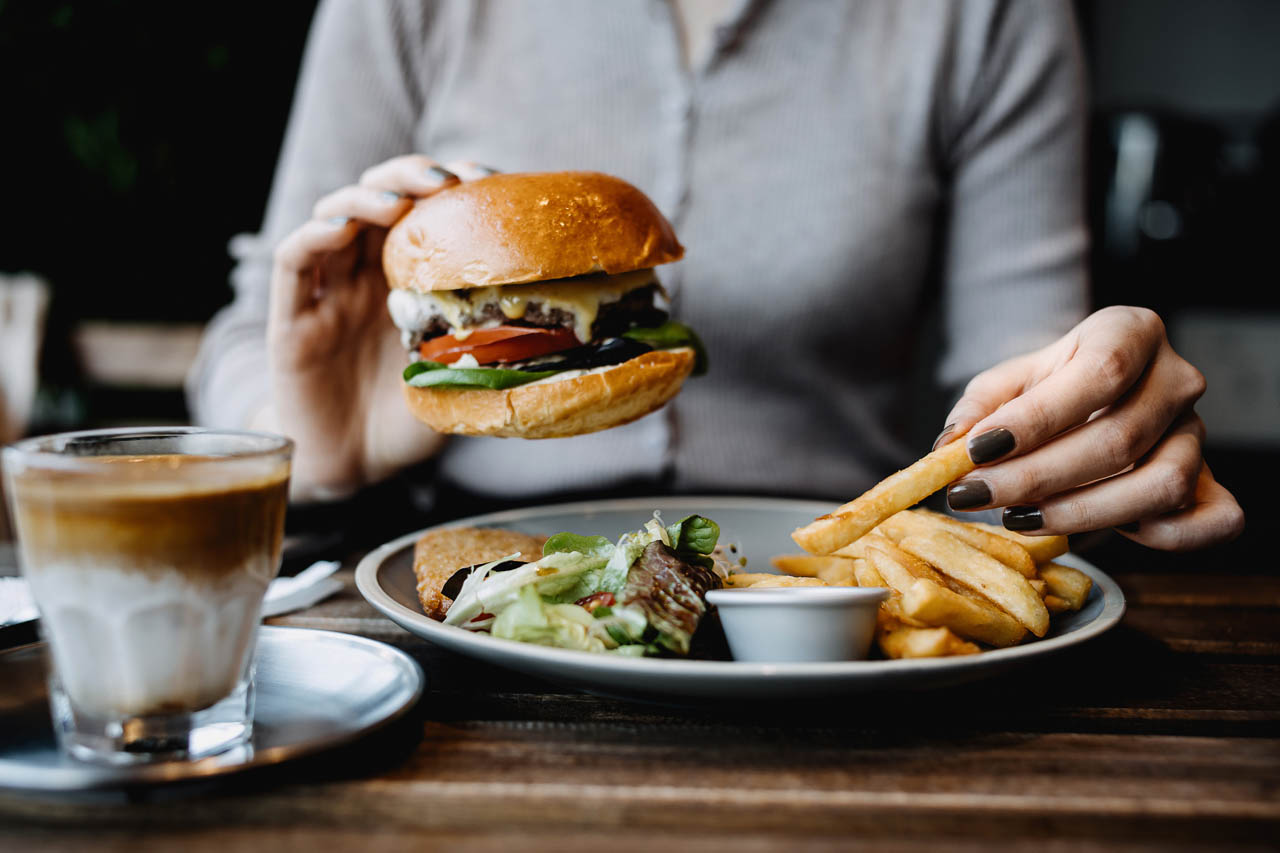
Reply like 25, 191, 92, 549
1, 0, 1276, 565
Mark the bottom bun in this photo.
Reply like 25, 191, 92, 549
403, 348, 695, 439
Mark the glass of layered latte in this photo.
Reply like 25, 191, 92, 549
2, 428, 291, 765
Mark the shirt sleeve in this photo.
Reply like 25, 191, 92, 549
186, 0, 436, 427
935, 0, 1090, 389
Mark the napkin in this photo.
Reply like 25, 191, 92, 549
0, 561, 345, 628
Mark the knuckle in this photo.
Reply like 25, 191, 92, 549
1015, 394, 1053, 439
1097, 417, 1145, 470
1222, 502, 1246, 541
1058, 497, 1098, 533
1005, 464, 1049, 503
310, 191, 337, 218
1151, 461, 1196, 510
1090, 346, 1135, 389
1181, 363, 1208, 404
1188, 414, 1207, 444
272, 230, 301, 263
1122, 305, 1164, 338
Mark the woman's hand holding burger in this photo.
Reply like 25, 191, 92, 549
265, 155, 494, 499
940, 306, 1244, 550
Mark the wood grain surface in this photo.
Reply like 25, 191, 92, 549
2, 563, 1277, 852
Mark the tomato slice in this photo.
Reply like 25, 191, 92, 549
419, 325, 580, 365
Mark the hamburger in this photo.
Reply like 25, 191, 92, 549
382, 171, 705, 439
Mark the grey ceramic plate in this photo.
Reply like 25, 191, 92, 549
0, 626, 423, 791
356, 496, 1125, 701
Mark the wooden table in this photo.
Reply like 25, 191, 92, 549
2, 552, 1277, 851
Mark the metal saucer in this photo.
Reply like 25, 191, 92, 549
0, 626, 423, 791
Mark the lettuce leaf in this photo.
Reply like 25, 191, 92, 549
665, 515, 720, 555
404, 360, 557, 389
622, 322, 708, 375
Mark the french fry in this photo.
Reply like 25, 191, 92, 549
876, 612, 980, 658
863, 544, 923, 594
792, 438, 975, 555
1028, 578, 1047, 597
724, 573, 828, 589
851, 557, 887, 589
897, 532, 1050, 637
867, 544, 1027, 647
875, 510, 1036, 578
1044, 594, 1070, 614
1039, 562, 1093, 611
968, 520, 1069, 565
817, 562, 856, 586
851, 558, 928, 627
770, 555, 824, 577
771, 555, 855, 585
897, 576, 1028, 648
853, 534, 995, 604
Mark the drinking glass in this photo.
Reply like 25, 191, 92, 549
2, 428, 291, 764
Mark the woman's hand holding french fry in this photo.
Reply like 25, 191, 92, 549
938, 306, 1243, 551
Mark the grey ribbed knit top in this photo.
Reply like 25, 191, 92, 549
188, 0, 1089, 500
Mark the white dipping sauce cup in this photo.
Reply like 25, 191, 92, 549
706, 587, 890, 663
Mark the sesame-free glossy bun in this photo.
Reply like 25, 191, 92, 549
402, 348, 695, 439
382, 171, 684, 293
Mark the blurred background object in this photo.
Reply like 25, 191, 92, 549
1, 0, 1275, 561
0, 273, 49, 542
0, 273, 48, 446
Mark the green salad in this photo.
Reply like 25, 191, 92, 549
443, 514, 725, 656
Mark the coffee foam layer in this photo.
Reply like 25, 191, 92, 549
9, 455, 288, 581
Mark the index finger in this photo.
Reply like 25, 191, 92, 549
963, 307, 1162, 464
358, 154, 460, 196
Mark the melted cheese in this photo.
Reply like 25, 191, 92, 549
387, 269, 659, 345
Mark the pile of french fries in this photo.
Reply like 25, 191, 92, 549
725, 438, 1094, 659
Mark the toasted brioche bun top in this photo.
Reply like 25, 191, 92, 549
382, 171, 684, 294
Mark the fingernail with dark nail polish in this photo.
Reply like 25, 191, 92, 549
932, 423, 956, 451
1003, 506, 1043, 532
379, 190, 404, 202
326, 216, 350, 227
947, 480, 991, 510
426, 165, 458, 184
1116, 521, 1140, 533
969, 428, 1016, 464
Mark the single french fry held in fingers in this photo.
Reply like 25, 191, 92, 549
969, 520, 1069, 565
724, 573, 827, 589
897, 574, 1029, 648
1039, 562, 1093, 611
876, 612, 980, 659
852, 558, 928, 627
878, 509, 1037, 577
897, 532, 1050, 637
792, 437, 976, 554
